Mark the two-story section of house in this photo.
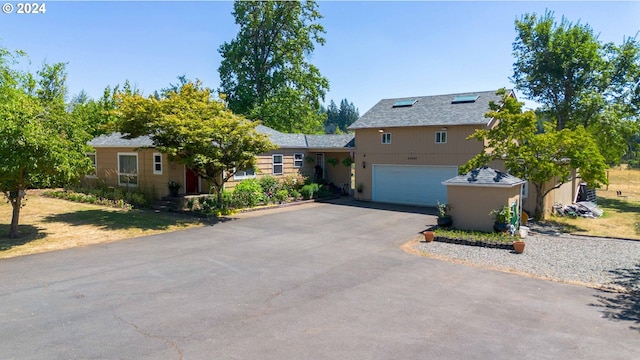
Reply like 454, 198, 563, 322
348, 89, 510, 207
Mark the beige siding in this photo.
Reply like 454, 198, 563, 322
353, 125, 486, 201
223, 149, 354, 192
523, 169, 579, 217
92, 147, 185, 199
224, 149, 310, 190
448, 185, 521, 233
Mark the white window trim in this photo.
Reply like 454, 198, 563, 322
86, 152, 97, 178
381, 132, 392, 144
272, 154, 284, 175
117, 152, 138, 187
435, 131, 447, 144
233, 167, 256, 180
294, 153, 304, 168
153, 152, 163, 175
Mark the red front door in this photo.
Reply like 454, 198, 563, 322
185, 167, 199, 194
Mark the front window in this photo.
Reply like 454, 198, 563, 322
234, 168, 256, 180
435, 131, 447, 144
294, 153, 304, 168
273, 154, 283, 175
153, 153, 162, 175
86, 153, 97, 177
381, 133, 392, 144
118, 153, 138, 186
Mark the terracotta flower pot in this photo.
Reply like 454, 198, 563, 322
423, 231, 435, 243
513, 241, 525, 254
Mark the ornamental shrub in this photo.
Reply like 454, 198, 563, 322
258, 175, 280, 200
233, 179, 263, 208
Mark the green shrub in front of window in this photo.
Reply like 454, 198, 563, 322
233, 179, 264, 208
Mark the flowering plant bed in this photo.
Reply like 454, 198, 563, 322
433, 228, 519, 250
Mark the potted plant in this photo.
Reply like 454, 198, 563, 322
356, 183, 363, 193
326, 157, 339, 167
513, 238, 526, 253
168, 181, 181, 197
490, 205, 512, 233
423, 230, 435, 242
436, 201, 452, 228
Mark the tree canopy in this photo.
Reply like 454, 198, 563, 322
0, 48, 93, 238
115, 80, 276, 203
218, 0, 329, 133
322, 98, 359, 133
512, 10, 640, 164
462, 89, 608, 220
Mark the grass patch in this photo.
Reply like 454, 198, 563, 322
550, 167, 640, 240
433, 228, 518, 249
435, 228, 516, 244
0, 193, 207, 259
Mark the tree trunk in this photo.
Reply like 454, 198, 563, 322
9, 190, 23, 238
534, 183, 545, 221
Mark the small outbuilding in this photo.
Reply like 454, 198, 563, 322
442, 167, 525, 233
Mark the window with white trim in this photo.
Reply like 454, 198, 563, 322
435, 131, 447, 144
118, 153, 138, 186
86, 152, 97, 177
381, 133, 391, 144
153, 153, 163, 175
234, 168, 256, 180
273, 154, 283, 175
294, 153, 304, 168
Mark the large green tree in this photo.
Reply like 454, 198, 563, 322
218, 0, 329, 133
322, 98, 359, 133
0, 49, 93, 238
512, 11, 640, 164
115, 80, 276, 203
70, 82, 139, 138
462, 90, 608, 220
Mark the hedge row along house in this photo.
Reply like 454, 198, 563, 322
86, 89, 581, 219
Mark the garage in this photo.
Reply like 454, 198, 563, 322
372, 164, 458, 206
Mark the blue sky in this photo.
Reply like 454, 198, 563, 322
1, 1, 639, 113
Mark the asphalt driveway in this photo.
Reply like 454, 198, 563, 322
1, 198, 638, 359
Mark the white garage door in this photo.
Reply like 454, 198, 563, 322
372, 165, 458, 206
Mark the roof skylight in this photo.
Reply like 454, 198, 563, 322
392, 99, 417, 108
451, 95, 479, 104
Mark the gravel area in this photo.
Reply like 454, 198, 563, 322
412, 223, 640, 292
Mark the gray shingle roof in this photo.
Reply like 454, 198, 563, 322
306, 134, 355, 149
89, 126, 354, 151
88, 132, 154, 148
348, 89, 511, 129
255, 125, 308, 148
443, 166, 525, 187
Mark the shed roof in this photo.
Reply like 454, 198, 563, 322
443, 166, 525, 187
348, 89, 512, 130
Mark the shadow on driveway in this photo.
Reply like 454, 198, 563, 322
592, 264, 640, 332
319, 197, 437, 216
42, 209, 230, 231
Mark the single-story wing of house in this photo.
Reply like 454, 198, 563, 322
86, 125, 355, 199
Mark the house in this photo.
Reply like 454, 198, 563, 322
347, 89, 578, 216
347, 90, 507, 207
86, 125, 355, 199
